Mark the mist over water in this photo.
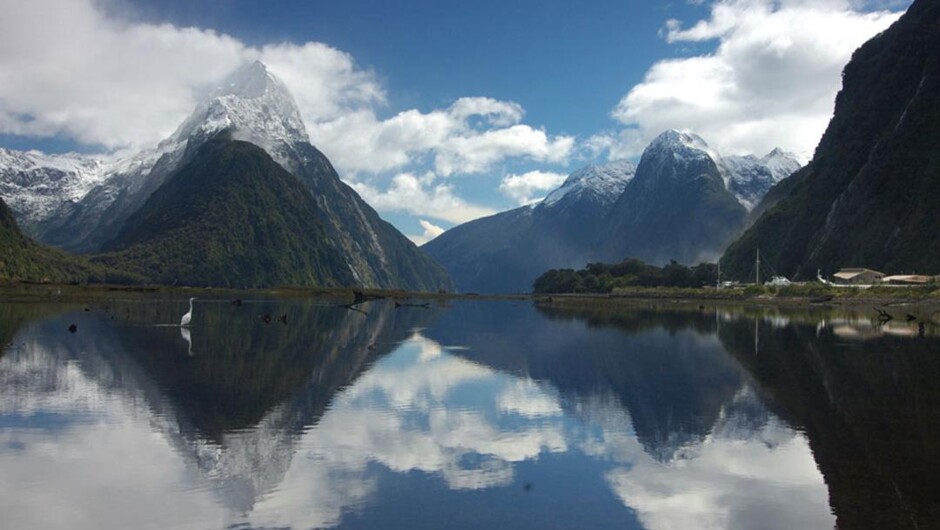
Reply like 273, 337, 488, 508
1, 298, 937, 529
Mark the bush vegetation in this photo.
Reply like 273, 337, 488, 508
533, 258, 718, 294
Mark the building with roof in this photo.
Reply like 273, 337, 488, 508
832, 268, 885, 285
882, 275, 933, 285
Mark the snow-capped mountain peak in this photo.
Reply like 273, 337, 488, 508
721, 148, 802, 211
628, 129, 726, 199
219, 60, 278, 99
0, 60, 314, 249
541, 159, 636, 208
0, 147, 111, 227
170, 61, 309, 165
645, 129, 721, 165
636, 129, 802, 211
759, 148, 802, 182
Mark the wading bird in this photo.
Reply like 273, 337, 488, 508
181, 297, 196, 328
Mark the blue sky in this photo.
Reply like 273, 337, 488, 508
120, 0, 695, 133
0, 0, 911, 243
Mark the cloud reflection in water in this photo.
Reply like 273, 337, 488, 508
0, 312, 834, 530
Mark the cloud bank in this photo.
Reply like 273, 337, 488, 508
0, 0, 576, 227
601, 0, 905, 158
0, 1, 571, 157
309, 98, 573, 177
499, 170, 568, 206
0, 0, 911, 229
350, 173, 496, 225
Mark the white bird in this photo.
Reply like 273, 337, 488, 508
180, 326, 193, 356
180, 297, 196, 328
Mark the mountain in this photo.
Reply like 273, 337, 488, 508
24, 61, 312, 253
424, 132, 800, 293
0, 148, 107, 235
542, 159, 637, 211
0, 61, 452, 291
287, 141, 455, 291
30, 135, 185, 254
95, 138, 355, 288
423, 160, 636, 293
601, 130, 749, 266
721, 149, 802, 212
0, 196, 137, 283
721, 0, 940, 280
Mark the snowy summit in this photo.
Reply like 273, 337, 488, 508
542, 159, 637, 208
0, 61, 318, 250
171, 61, 310, 169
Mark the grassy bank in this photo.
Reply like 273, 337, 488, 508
0, 281, 527, 304
4, 279, 938, 307
534, 283, 940, 306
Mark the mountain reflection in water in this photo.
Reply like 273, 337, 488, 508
1, 299, 937, 529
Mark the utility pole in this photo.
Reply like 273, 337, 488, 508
755, 249, 760, 286
717, 260, 721, 289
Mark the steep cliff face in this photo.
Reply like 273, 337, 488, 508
722, 0, 940, 279
291, 141, 453, 292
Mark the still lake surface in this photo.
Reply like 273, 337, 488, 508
1, 297, 938, 529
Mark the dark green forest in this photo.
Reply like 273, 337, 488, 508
533, 258, 718, 294
95, 139, 356, 288
0, 196, 141, 284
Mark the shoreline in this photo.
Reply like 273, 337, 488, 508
0, 282, 528, 304
2, 281, 938, 308
532, 285, 940, 307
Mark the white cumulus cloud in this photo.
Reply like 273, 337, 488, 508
0, 0, 247, 148
409, 219, 447, 246
0, 0, 386, 151
0, 0, 575, 230
349, 173, 496, 225
308, 99, 574, 178
258, 43, 386, 123
0, 0, 573, 178
498, 170, 568, 206
606, 0, 905, 158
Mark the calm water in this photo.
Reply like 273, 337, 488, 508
1, 297, 938, 529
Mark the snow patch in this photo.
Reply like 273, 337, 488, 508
541, 159, 636, 208
721, 148, 801, 211
0, 61, 310, 232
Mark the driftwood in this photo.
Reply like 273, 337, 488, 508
395, 301, 430, 309
874, 307, 894, 323
338, 290, 369, 315
340, 304, 368, 316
